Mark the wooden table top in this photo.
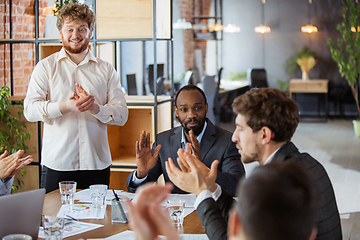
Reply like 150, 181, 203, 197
41, 190, 205, 239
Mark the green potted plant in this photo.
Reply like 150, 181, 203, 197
284, 47, 317, 83
296, 47, 317, 81
0, 86, 31, 191
328, 0, 360, 137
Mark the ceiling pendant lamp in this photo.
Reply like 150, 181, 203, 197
224, 24, 240, 33
255, 0, 271, 33
301, 0, 318, 33
208, 23, 225, 32
351, 26, 360, 32
173, 19, 192, 30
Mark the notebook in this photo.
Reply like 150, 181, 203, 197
0, 188, 46, 239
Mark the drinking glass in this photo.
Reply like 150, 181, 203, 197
111, 197, 128, 223
166, 199, 185, 227
58, 181, 77, 206
42, 215, 64, 240
2, 234, 32, 240
89, 184, 108, 208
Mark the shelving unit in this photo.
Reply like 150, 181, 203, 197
1, 0, 173, 192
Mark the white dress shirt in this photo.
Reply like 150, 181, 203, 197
24, 48, 128, 171
0, 176, 14, 196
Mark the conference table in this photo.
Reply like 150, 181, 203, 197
41, 190, 205, 239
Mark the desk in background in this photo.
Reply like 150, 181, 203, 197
219, 79, 249, 94
41, 190, 205, 239
289, 79, 329, 121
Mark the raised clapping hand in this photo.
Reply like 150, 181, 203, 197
60, 83, 99, 115
186, 130, 202, 161
0, 150, 33, 180
135, 131, 162, 179
166, 148, 219, 196
125, 183, 181, 240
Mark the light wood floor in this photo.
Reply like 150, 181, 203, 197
221, 119, 360, 239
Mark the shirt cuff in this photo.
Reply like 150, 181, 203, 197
212, 184, 222, 201
194, 189, 213, 210
92, 105, 112, 123
131, 170, 148, 184
48, 101, 62, 119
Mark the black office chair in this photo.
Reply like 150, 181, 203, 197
247, 68, 268, 88
126, 74, 137, 95
156, 76, 166, 95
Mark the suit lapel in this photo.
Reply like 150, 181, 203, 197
170, 127, 182, 162
200, 120, 216, 161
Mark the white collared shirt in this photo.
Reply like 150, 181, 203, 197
24, 48, 128, 171
263, 147, 281, 165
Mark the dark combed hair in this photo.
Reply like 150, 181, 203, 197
235, 161, 318, 240
232, 88, 299, 142
174, 85, 207, 107
56, 3, 96, 31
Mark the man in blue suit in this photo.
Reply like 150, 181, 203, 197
126, 85, 245, 196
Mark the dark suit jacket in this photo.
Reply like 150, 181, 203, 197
126, 119, 245, 196
197, 142, 342, 240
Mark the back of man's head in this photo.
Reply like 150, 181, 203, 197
232, 88, 299, 142
56, 3, 96, 31
234, 162, 318, 240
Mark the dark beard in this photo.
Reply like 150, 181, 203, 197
181, 118, 206, 136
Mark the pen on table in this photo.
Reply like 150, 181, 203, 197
112, 189, 128, 223
65, 215, 78, 221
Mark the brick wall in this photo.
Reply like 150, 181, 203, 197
0, 0, 47, 96
178, 0, 211, 74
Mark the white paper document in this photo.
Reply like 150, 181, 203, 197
89, 230, 209, 240
74, 189, 135, 205
57, 204, 106, 219
166, 194, 197, 208
38, 221, 103, 238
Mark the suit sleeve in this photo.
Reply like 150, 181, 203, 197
196, 189, 234, 240
215, 140, 245, 196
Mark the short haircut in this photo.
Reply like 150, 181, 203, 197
174, 85, 207, 107
232, 88, 299, 142
56, 3, 96, 32
235, 161, 318, 240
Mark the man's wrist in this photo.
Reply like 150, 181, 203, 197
2, 176, 12, 184
59, 100, 70, 114
89, 103, 100, 115
136, 169, 147, 179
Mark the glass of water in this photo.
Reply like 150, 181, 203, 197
89, 184, 108, 208
42, 215, 64, 240
58, 181, 77, 206
166, 199, 185, 227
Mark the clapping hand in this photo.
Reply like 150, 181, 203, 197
61, 83, 99, 114
135, 131, 162, 179
125, 183, 180, 240
0, 150, 33, 180
186, 130, 201, 161
166, 148, 219, 196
